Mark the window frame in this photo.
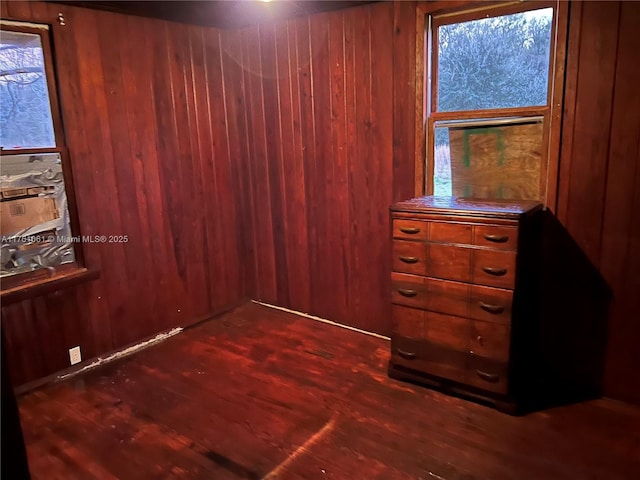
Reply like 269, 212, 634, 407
0, 20, 94, 299
1, 22, 65, 152
415, 0, 569, 206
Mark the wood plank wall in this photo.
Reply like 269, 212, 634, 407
557, 1, 640, 405
233, 1, 416, 334
0, 1, 253, 386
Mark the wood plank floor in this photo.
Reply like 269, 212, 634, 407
17, 302, 640, 479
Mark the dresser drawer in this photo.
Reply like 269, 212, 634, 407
428, 244, 472, 283
392, 305, 425, 339
470, 320, 510, 362
390, 336, 424, 370
429, 222, 472, 245
473, 225, 518, 251
393, 219, 427, 241
468, 285, 513, 324
422, 342, 468, 385
467, 356, 509, 394
424, 278, 468, 318
472, 250, 517, 289
391, 336, 468, 385
391, 272, 426, 309
392, 240, 428, 276
425, 311, 469, 352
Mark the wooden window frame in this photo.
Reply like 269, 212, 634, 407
0, 21, 97, 302
414, 0, 569, 207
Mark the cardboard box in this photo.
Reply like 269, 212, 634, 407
0, 197, 59, 236
0, 187, 28, 199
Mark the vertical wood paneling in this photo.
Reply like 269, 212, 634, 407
200, 28, 242, 306
555, 1, 582, 222
558, 2, 620, 265
558, 0, 640, 404
1, 3, 249, 387
173, 22, 208, 322
43, 3, 114, 357
393, 1, 418, 202
98, 11, 153, 344
237, 2, 400, 334
277, 20, 311, 313
343, 7, 358, 322
369, 5, 394, 334
186, 25, 215, 313
220, 28, 256, 298
328, 12, 350, 321
260, 23, 289, 306
598, 1, 640, 404
243, 26, 278, 303
119, 15, 160, 338
73, 6, 132, 342
148, 20, 189, 329
350, 7, 374, 330
309, 12, 342, 321
295, 16, 320, 313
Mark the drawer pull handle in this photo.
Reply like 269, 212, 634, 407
397, 288, 417, 297
475, 369, 500, 383
482, 266, 507, 276
479, 301, 504, 314
483, 234, 509, 243
397, 349, 417, 360
399, 256, 419, 264
400, 227, 421, 235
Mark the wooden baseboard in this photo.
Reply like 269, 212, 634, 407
14, 300, 248, 395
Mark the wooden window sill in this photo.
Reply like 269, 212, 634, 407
0, 267, 99, 305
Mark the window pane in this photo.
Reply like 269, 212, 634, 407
0, 30, 56, 149
1, 152, 75, 278
434, 127, 452, 196
437, 8, 553, 112
433, 117, 544, 200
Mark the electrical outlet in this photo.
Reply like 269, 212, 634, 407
69, 346, 82, 365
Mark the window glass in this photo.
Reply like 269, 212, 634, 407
437, 8, 553, 112
1, 152, 76, 278
0, 30, 56, 149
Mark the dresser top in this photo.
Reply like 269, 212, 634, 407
391, 196, 543, 219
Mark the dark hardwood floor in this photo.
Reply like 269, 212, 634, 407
17, 302, 640, 479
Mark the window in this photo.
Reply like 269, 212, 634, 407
1, 21, 86, 292
418, 1, 568, 203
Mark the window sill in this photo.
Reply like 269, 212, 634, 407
0, 267, 99, 305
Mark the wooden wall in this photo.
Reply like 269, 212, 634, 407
557, 1, 640, 405
232, 1, 416, 334
0, 1, 252, 386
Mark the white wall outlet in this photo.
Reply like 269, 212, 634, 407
69, 346, 82, 365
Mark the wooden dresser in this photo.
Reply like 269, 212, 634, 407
388, 196, 543, 413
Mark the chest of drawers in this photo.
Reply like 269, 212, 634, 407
388, 196, 543, 413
